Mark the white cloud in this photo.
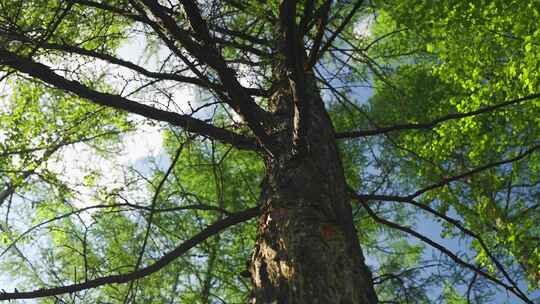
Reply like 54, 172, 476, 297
354, 14, 375, 38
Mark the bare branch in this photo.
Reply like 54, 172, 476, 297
0, 49, 258, 150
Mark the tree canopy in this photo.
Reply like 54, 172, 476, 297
0, 0, 539, 303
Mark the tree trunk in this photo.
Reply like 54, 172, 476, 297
248, 72, 378, 303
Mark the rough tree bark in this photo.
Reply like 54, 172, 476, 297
246, 3, 378, 301
247, 67, 379, 303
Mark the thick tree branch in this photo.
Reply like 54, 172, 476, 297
0, 207, 259, 301
311, 0, 364, 68
357, 201, 533, 304
306, 0, 334, 68
280, 0, 311, 153
67, 0, 271, 61
140, 0, 273, 149
299, 0, 316, 34
352, 143, 540, 204
66, 0, 148, 23
1, 201, 233, 260
411, 144, 540, 198
65, 0, 273, 147
0, 49, 258, 150
48, 41, 264, 95
349, 144, 540, 301
336, 93, 540, 139
350, 192, 528, 300
212, 25, 271, 46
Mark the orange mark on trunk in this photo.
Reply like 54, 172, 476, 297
321, 224, 336, 239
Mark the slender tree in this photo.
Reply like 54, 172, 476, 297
0, 0, 538, 303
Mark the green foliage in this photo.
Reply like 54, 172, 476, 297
0, 0, 538, 303
0, 0, 129, 52
367, 0, 540, 294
